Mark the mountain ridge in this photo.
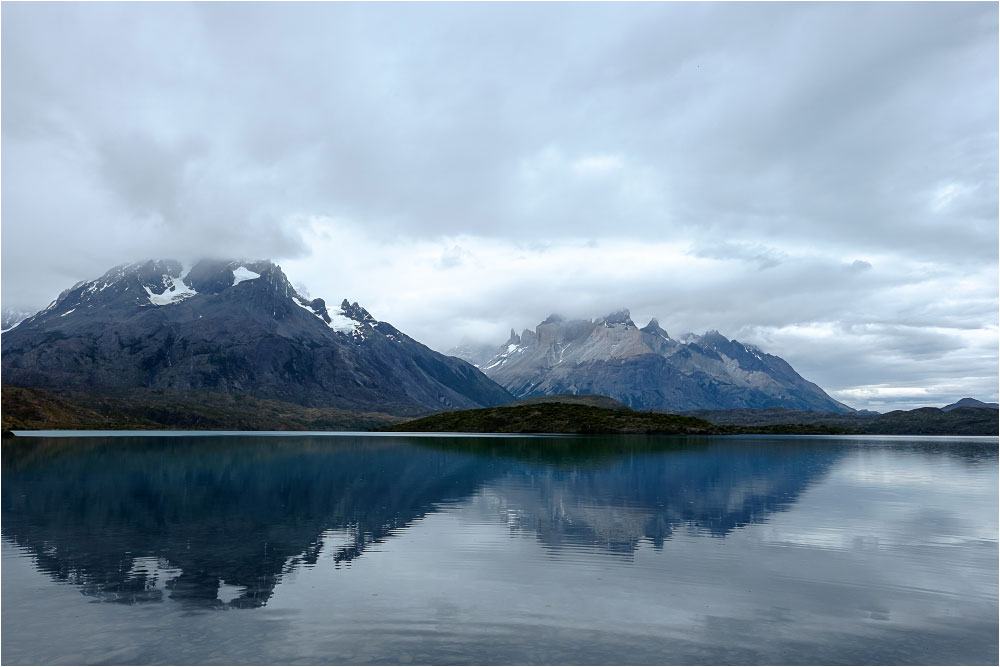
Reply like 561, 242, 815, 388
452, 309, 853, 413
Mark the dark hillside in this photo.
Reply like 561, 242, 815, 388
385, 403, 854, 435
683, 405, 998, 436
2, 385, 403, 433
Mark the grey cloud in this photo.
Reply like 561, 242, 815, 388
4, 3, 996, 266
747, 324, 999, 412
690, 241, 786, 270
96, 133, 207, 224
1, 2, 996, 410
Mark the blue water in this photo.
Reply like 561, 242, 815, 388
2, 433, 996, 665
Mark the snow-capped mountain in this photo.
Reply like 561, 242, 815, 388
2, 259, 512, 414
452, 309, 852, 413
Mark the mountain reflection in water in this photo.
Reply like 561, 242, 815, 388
1, 435, 839, 609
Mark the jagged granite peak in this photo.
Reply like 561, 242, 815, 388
340, 299, 376, 323
474, 311, 852, 413
696, 330, 732, 349
601, 308, 635, 327
2, 259, 512, 415
641, 318, 669, 339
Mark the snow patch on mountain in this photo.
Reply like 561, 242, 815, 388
232, 266, 261, 286
145, 275, 197, 306
292, 296, 320, 318
484, 340, 527, 369
327, 310, 357, 334
292, 294, 367, 337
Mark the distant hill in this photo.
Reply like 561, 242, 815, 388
942, 398, 999, 411
682, 405, 998, 436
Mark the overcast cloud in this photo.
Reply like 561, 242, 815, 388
2, 2, 996, 411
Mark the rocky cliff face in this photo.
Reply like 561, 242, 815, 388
454, 310, 852, 413
1, 259, 512, 415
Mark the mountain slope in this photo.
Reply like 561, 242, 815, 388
455, 310, 851, 413
1, 259, 512, 415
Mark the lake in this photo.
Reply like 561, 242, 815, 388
2, 433, 996, 665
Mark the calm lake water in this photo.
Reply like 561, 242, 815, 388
2, 433, 996, 665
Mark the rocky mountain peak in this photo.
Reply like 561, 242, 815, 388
340, 300, 375, 323
47, 259, 290, 312
184, 259, 282, 295
697, 330, 730, 348
471, 308, 852, 413
601, 309, 634, 327
641, 318, 669, 338
21, 258, 386, 342
2, 259, 513, 415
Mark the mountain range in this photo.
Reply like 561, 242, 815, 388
451, 310, 853, 413
8, 259, 990, 422
1, 259, 511, 415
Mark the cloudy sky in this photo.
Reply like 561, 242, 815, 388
2, 2, 997, 411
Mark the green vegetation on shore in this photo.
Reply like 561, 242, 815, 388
509, 394, 632, 410
5, 385, 993, 437
383, 402, 856, 435
1, 385, 403, 434
683, 405, 998, 436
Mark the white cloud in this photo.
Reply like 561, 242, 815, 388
278, 217, 997, 411
930, 182, 976, 212
571, 154, 625, 175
